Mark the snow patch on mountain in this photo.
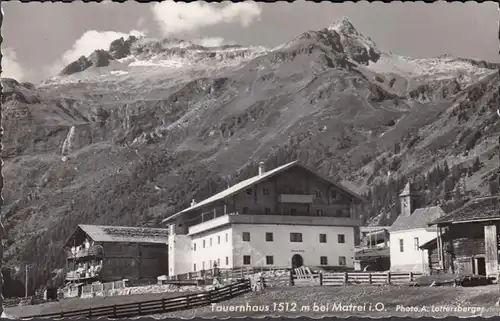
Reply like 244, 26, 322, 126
367, 53, 496, 87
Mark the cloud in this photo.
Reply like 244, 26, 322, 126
151, 1, 262, 36
48, 29, 145, 76
1, 47, 26, 81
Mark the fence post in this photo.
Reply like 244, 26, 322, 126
289, 271, 295, 286
113, 305, 117, 318
387, 272, 391, 285
409, 272, 413, 282
138, 302, 142, 314
88, 307, 92, 318
344, 272, 348, 285
112, 282, 115, 290
319, 272, 323, 286
368, 273, 372, 284
186, 294, 190, 308
162, 298, 166, 311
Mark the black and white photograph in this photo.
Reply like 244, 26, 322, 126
0, 0, 499, 318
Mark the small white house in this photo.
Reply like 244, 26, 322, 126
389, 182, 446, 273
162, 160, 366, 276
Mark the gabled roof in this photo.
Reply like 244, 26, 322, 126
430, 196, 500, 225
390, 206, 446, 232
64, 224, 169, 247
162, 160, 367, 224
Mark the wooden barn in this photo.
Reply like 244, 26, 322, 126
421, 196, 500, 278
64, 224, 169, 284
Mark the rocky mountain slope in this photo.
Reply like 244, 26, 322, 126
1, 17, 499, 290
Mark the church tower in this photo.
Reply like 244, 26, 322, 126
399, 181, 418, 217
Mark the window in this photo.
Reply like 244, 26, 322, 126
246, 188, 252, 195
193, 263, 196, 271
290, 232, 303, 242
218, 235, 221, 244
331, 191, 337, 199
203, 240, 206, 248
242, 232, 250, 241
243, 255, 251, 265
414, 237, 419, 251
242, 207, 248, 214
193, 243, 196, 251
266, 232, 274, 242
226, 233, 229, 243
226, 256, 229, 265
316, 190, 322, 198
210, 238, 212, 246
266, 256, 274, 265
319, 234, 327, 243
265, 207, 271, 214
263, 188, 269, 195
320, 256, 328, 265
290, 208, 297, 215
202, 261, 205, 270
316, 209, 323, 216
338, 234, 345, 244
399, 239, 404, 252
339, 256, 346, 266
217, 258, 220, 266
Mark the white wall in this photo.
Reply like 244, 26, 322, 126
390, 228, 437, 273
168, 234, 192, 276
191, 227, 233, 271
231, 224, 356, 268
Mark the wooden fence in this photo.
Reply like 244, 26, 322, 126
23, 279, 252, 319
167, 266, 291, 281
286, 272, 422, 286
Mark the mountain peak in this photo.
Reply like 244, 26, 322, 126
327, 17, 359, 36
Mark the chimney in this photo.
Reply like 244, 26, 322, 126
190, 199, 197, 207
258, 162, 265, 176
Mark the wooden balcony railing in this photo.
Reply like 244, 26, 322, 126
65, 269, 101, 281
66, 246, 103, 260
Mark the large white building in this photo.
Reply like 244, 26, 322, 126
162, 161, 366, 276
389, 182, 446, 273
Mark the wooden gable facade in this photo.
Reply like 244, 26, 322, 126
64, 225, 169, 284
421, 197, 500, 278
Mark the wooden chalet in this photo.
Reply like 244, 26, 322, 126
421, 196, 500, 278
64, 224, 169, 284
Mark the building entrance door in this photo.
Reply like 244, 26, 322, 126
291, 254, 304, 268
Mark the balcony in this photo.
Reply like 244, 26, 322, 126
66, 246, 103, 260
65, 268, 101, 281
278, 194, 314, 204
188, 213, 362, 235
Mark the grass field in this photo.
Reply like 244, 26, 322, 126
153, 285, 500, 318
5, 290, 194, 318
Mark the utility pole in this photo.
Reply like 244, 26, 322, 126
25, 264, 32, 298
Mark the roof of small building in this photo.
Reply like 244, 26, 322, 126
429, 196, 500, 225
355, 247, 390, 259
162, 160, 367, 224
390, 206, 446, 232
65, 224, 169, 246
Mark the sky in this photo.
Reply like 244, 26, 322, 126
1, 1, 499, 83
